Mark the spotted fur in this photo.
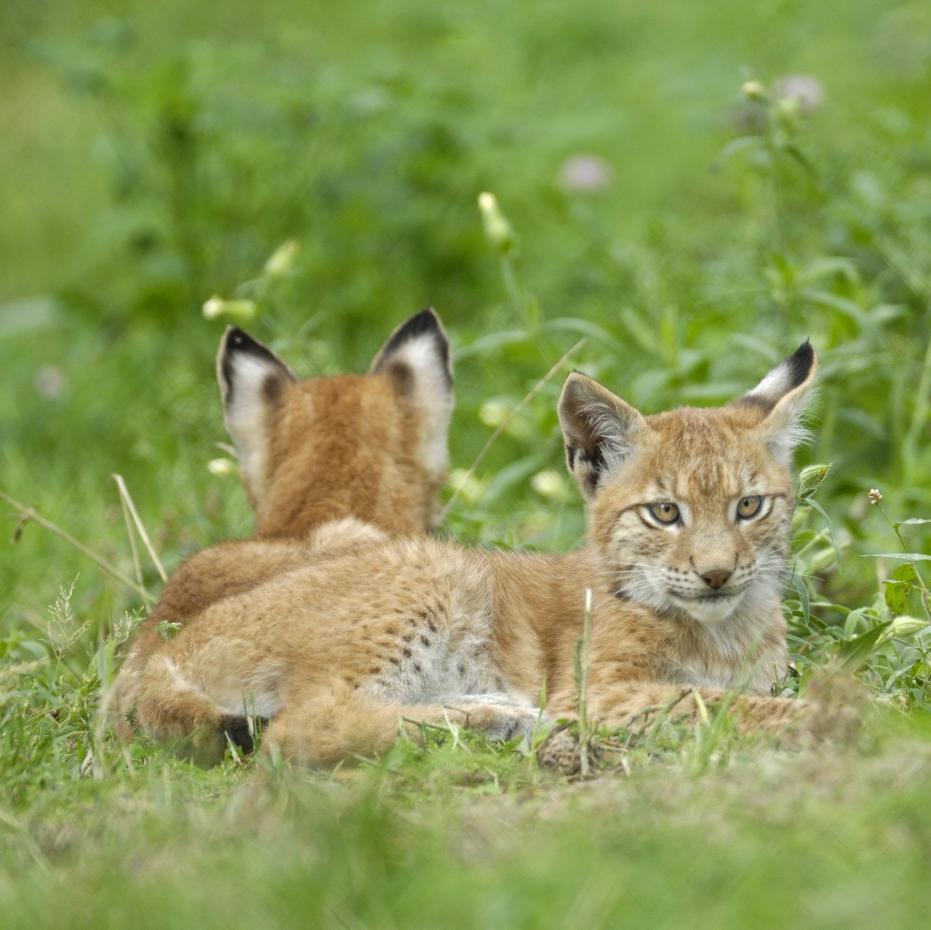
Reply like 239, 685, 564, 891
124, 343, 831, 764
112, 309, 454, 742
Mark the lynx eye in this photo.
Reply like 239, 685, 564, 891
646, 502, 680, 526
736, 495, 763, 520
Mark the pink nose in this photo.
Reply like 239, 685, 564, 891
700, 569, 732, 590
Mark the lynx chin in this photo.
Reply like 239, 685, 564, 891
120, 341, 830, 765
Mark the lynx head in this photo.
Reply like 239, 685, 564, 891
558, 342, 816, 625
217, 307, 453, 537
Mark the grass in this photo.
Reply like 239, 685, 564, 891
1, 1, 930, 927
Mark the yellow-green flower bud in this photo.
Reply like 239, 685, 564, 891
741, 80, 766, 102
531, 469, 570, 502
878, 615, 929, 646
263, 239, 300, 277
798, 463, 831, 497
888, 616, 928, 638
477, 192, 517, 255
479, 399, 510, 428
202, 296, 258, 323
207, 457, 238, 477
448, 468, 485, 504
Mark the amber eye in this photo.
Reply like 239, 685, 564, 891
736, 495, 763, 520
647, 502, 681, 525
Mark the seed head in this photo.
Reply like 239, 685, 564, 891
867, 488, 883, 505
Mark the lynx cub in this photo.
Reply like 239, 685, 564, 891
113, 308, 454, 742
125, 342, 820, 764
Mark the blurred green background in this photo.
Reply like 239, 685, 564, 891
1, 3, 930, 926
3, 0, 930, 613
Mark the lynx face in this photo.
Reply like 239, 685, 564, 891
559, 343, 816, 626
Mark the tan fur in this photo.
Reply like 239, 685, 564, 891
113, 310, 453, 738
124, 343, 828, 763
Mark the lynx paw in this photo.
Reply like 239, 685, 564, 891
445, 697, 546, 741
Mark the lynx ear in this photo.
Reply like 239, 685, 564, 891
734, 340, 817, 462
216, 327, 295, 503
558, 372, 646, 497
370, 307, 454, 480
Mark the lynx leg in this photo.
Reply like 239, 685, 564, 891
263, 682, 544, 766
131, 655, 260, 763
548, 681, 812, 737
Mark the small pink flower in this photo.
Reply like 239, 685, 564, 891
35, 364, 66, 399
773, 75, 825, 112
558, 154, 614, 193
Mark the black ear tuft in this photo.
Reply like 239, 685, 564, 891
215, 327, 295, 504
784, 339, 814, 391
735, 339, 817, 415
733, 340, 818, 463
218, 327, 293, 404
371, 307, 451, 386
369, 307, 455, 487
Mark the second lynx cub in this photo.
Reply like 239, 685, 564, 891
127, 342, 821, 764
113, 308, 454, 744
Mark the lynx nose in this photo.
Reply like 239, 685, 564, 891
700, 568, 732, 590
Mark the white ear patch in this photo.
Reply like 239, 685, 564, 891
217, 327, 294, 502
387, 332, 453, 476
742, 341, 816, 410
558, 372, 646, 496
371, 308, 454, 479
736, 340, 817, 463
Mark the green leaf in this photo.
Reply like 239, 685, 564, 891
895, 518, 931, 527
884, 564, 922, 616
843, 607, 869, 636
837, 622, 891, 668
618, 306, 659, 357
884, 580, 911, 617
714, 135, 765, 166
479, 456, 545, 507
454, 329, 529, 360
781, 142, 818, 177
789, 573, 810, 624
801, 496, 837, 552
800, 288, 866, 324
864, 553, 931, 562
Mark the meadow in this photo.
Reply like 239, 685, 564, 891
1, 1, 930, 927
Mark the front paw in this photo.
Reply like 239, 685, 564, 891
447, 700, 547, 741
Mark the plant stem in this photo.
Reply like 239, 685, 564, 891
902, 327, 931, 487
576, 587, 593, 778
0, 489, 155, 605
439, 339, 586, 522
